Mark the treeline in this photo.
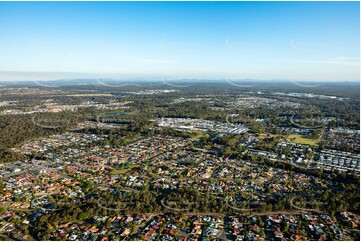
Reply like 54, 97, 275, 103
0, 112, 83, 163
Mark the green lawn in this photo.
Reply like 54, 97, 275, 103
110, 164, 139, 175
287, 134, 319, 146
190, 132, 209, 141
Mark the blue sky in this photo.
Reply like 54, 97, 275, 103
0, 1, 359, 81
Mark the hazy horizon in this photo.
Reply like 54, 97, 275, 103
0, 1, 359, 81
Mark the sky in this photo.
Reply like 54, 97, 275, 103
0, 1, 359, 81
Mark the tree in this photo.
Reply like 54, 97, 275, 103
78, 212, 88, 220
0, 182, 4, 194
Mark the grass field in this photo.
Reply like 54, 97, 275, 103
287, 134, 319, 146
110, 164, 139, 175
190, 132, 209, 141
